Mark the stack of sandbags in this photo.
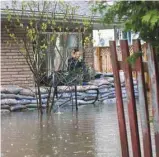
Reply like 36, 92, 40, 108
0, 86, 49, 112
53, 85, 99, 111
90, 72, 138, 104
0, 85, 99, 112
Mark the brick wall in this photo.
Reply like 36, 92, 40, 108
1, 24, 34, 87
84, 43, 95, 69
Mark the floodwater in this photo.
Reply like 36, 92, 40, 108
1, 102, 156, 157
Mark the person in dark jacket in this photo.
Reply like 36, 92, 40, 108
68, 48, 84, 71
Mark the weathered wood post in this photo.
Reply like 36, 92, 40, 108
146, 43, 159, 157
120, 40, 141, 157
109, 41, 129, 157
133, 39, 152, 157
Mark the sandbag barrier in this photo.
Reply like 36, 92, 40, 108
0, 85, 99, 113
0, 72, 139, 113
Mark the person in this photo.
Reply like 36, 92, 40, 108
67, 48, 86, 84
68, 48, 84, 71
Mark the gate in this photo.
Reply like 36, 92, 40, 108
109, 40, 159, 157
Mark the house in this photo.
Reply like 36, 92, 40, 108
1, 1, 105, 87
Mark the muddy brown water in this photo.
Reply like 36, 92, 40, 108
1, 102, 156, 157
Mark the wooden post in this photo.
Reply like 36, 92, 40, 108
75, 85, 78, 111
109, 41, 129, 157
96, 47, 102, 72
133, 40, 152, 157
120, 40, 141, 157
146, 43, 159, 157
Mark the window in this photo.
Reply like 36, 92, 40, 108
41, 32, 83, 77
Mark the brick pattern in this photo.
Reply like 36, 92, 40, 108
1, 25, 34, 87
84, 43, 95, 69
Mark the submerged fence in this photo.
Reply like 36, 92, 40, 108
109, 39, 159, 157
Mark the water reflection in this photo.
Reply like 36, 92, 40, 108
1, 103, 121, 157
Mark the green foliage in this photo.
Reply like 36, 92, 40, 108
93, 1, 159, 49
126, 51, 143, 66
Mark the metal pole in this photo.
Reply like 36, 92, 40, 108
120, 40, 141, 157
133, 40, 152, 157
146, 43, 159, 157
75, 85, 78, 111
109, 41, 129, 157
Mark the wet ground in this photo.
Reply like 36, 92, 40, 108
1, 102, 156, 157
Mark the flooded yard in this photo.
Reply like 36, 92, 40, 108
1, 103, 121, 157
1, 102, 156, 157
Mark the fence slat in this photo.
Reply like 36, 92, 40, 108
146, 43, 159, 157
109, 41, 129, 157
120, 40, 141, 157
133, 40, 152, 157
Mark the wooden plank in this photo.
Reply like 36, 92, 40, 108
133, 40, 152, 157
96, 47, 102, 72
146, 43, 159, 157
109, 41, 129, 157
120, 40, 141, 157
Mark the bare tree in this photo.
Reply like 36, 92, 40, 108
3, 0, 95, 114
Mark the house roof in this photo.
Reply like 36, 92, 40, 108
1, 1, 122, 29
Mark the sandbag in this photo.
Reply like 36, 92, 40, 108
10, 105, 27, 112
0, 86, 22, 94
19, 89, 35, 96
86, 90, 98, 94
30, 99, 38, 104
0, 93, 17, 99
36, 94, 49, 99
15, 95, 35, 100
83, 96, 97, 101
1, 99, 18, 105
74, 99, 95, 105
1, 105, 10, 109
18, 99, 31, 105
26, 104, 47, 108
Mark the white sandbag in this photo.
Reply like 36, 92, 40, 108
83, 96, 97, 101
18, 99, 31, 105
19, 89, 35, 96
1, 86, 22, 94
36, 94, 48, 99
0, 93, 17, 99
86, 90, 98, 94
89, 79, 110, 86
106, 77, 114, 83
30, 99, 38, 104
42, 99, 47, 104
73, 99, 95, 105
98, 88, 110, 94
87, 93, 98, 97
100, 91, 115, 96
15, 95, 35, 100
10, 105, 27, 112
1, 99, 18, 105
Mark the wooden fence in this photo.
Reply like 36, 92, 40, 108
94, 43, 148, 72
